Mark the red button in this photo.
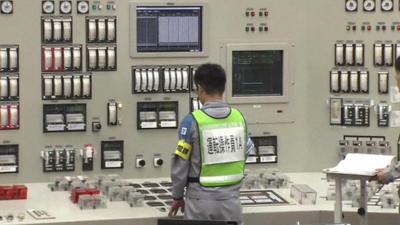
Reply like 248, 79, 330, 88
264, 11, 269, 16
367, 25, 372, 31
397, 25, 400, 31
352, 25, 356, 31
251, 11, 255, 17
264, 26, 269, 32
382, 25, 386, 31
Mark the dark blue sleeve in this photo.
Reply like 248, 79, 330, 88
178, 114, 194, 142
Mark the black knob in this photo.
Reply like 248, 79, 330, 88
139, 159, 146, 167
96, 123, 102, 129
156, 158, 163, 166
357, 207, 365, 216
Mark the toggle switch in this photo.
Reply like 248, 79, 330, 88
63, 76, 72, 98
107, 100, 121, 126
81, 144, 94, 171
107, 18, 116, 41
88, 19, 97, 42
97, 19, 106, 41
0, 77, 8, 98
107, 47, 116, 69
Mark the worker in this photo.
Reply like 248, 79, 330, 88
168, 63, 254, 225
376, 56, 400, 184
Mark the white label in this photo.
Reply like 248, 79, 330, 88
140, 121, 157, 129
0, 166, 17, 173
259, 155, 277, 162
160, 121, 176, 128
46, 124, 65, 131
246, 156, 257, 163
105, 161, 122, 168
202, 127, 245, 165
67, 123, 85, 130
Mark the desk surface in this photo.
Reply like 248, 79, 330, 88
0, 173, 397, 225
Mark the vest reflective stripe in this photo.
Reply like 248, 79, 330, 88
199, 173, 244, 184
192, 108, 247, 187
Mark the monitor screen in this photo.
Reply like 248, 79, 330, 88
136, 6, 202, 53
232, 50, 284, 97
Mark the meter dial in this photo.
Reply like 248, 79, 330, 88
381, 0, 393, 11
60, 1, 72, 14
345, 0, 358, 11
1, 1, 13, 14
77, 1, 89, 14
363, 0, 376, 11
42, 0, 55, 14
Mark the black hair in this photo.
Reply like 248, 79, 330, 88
396, 56, 400, 72
194, 63, 226, 95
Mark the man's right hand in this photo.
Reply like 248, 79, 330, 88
376, 168, 392, 184
168, 199, 185, 217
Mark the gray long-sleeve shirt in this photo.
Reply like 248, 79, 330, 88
171, 100, 254, 200
389, 161, 400, 181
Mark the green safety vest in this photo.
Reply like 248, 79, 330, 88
192, 108, 247, 187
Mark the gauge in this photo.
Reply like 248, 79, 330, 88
42, 0, 55, 14
363, 0, 376, 11
77, 1, 89, 14
0, 1, 13, 14
60, 1, 72, 14
345, 0, 358, 11
381, 0, 393, 11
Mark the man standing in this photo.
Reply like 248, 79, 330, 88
168, 63, 254, 225
376, 56, 400, 184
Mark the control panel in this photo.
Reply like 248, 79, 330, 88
0, 0, 399, 184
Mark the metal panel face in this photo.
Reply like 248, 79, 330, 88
1, 0, 399, 184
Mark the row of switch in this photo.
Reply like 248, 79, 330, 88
42, 46, 82, 72
346, 24, 400, 32
42, 17, 73, 43
87, 17, 116, 43
373, 42, 397, 66
133, 67, 190, 93
0, 46, 18, 72
0, 103, 19, 129
42, 74, 91, 100
339, 139, 391, 157
330, 70, 370, 93
87, 46, 116, 71
41, 147, 75, 172
335, 42, 365, 66
330, 98, 370, 127
0, 76, 18, 100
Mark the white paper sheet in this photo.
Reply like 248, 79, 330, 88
324, 153, 395, 176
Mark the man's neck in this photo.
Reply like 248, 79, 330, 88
202, 95, 223, 105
